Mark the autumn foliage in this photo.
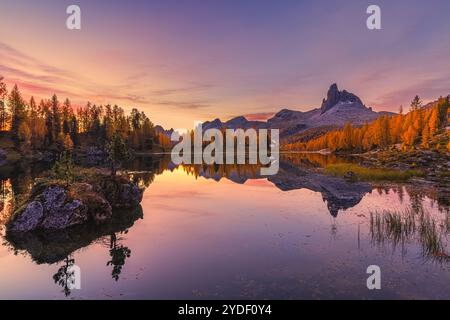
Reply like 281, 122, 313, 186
0, 78, 173, 153
283, 96, 449, 153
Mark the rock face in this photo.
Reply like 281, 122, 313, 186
41, 199, 88, 230
9, 186, 92, 232
268, 84, 384, 139
320, 83, 365, 114
8, 201, 44, 232
7, 177, 144, 233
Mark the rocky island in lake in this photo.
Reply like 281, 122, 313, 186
7, 172, 143, 232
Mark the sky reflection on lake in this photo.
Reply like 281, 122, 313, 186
0, 157, 449, 299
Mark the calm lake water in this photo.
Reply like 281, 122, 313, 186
0, 154, 449, 299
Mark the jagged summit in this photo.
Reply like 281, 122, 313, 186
320, 83, 365, 114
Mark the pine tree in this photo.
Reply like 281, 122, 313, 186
339, 122, 353, 150
8, 84, 27, 141
107, 132, 131, 176
0, 77, 8, 131
70, 115, 79, 146
428, 106, 439, 136
28, 97, 40, 146
62, 98, 72, 135
51, 94, 61, 143
410, 95, 422, 111
421, 125, 430, 149
43, 100, 54, 145
52, 151, 75, 186
18, 122, 31, 148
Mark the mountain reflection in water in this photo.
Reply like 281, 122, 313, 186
0, 153, 448, 299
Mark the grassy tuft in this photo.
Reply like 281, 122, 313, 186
324, 163, 424, 181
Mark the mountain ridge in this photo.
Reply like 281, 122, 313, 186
201, 83, 394, 141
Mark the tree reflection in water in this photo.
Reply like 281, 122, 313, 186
107, 233, 131, 281
53, 256, 77, 297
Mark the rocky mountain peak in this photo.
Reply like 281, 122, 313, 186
320, 83, 364, 114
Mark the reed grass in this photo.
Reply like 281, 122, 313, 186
369, 207, 449, 262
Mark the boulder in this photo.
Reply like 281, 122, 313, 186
40, 200, 88, 230
5, 206, 143, 264
9, 201, 44, 232
98, 176, 144, 208
67, 182, 112, 222
8, 186, 91, 232
82, 193, 112, 223
7, 176, 143, 233
40, 186, 67, 212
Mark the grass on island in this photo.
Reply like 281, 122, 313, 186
324, 163, 424, 181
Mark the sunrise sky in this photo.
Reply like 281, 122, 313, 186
1, 0, 449, 129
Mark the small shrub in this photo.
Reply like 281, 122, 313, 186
52, 151, 76, 186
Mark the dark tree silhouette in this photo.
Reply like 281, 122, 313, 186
107, 233, 131, 281
107, 132, 131, 176
53, 256, 76, 297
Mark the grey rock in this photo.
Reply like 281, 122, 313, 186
114, 183, 143, 208
9, 201, 44, 232
8, 177, 143, 233
86, 194, 112, 223
9, 186, 90, 231
41, 186, 67, 212
41, 200, 88, 230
